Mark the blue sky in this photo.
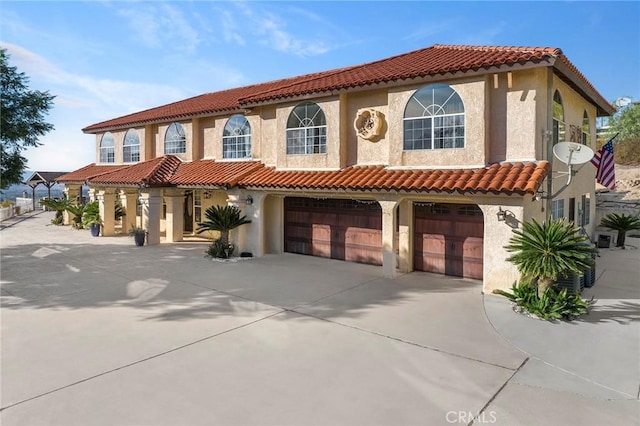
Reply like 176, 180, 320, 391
1, 1, 638, 172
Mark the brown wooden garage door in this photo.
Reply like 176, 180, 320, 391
414, 203, 483, 279
284, 197, 382, 266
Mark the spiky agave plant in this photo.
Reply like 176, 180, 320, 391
505, 218, 596, 298
196, 205, 251, 258
599, 213, 640, 248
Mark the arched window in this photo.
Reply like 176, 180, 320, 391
223, 115, 252, 159
99, 132, 115, 163
286, 102, 327, 155
164, 123, 186, 154
552, 90, 565, 145
403, 84, 465, 150
123, 129, 140, 162
582, 111, 590, 146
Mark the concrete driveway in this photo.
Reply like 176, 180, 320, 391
1, 212, 638, 425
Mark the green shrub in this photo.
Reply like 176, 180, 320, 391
494, 282, 594, 321
205, 239, 235, 259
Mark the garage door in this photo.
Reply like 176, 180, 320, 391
414, 203, 483, 279
284, 197, 382, 266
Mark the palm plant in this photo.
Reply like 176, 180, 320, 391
40, 198, 70, 225
65, 203, 85, 229
599, 213, 640, 248
197, 205, 251, 258
505, 218, 596, 298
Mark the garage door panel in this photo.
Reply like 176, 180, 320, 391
285, 198, 382, 266
414, 203, 483, 280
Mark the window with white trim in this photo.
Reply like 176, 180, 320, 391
552, 199, 565, 220
123, 129, 140, 162
552, 90, 565, 145
223, 115, 252, 159
286, 102, 327, 155
403, 84, 465, 150
99, 132, 115, 163
194, 190, 202, 223
581, 194, 591, 226
164, 123, 186, 154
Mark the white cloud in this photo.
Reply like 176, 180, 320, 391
116, 3, 201, 52
214, 2, 331, 57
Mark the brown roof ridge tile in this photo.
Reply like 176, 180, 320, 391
433, 44, 562, 55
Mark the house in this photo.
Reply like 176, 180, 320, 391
56, 44, 614, 293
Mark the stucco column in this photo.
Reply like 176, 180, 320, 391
140, 188, 162, 245
122, 191, 138, 234
164, 194, 184, 242
226, 191, 254, 255
397, 199, 413, 273
62, 185, 80, 225
88, 188, 96, 202
379, 200, 398, 279
241, 191, 265, 256
97, 189, 116, 237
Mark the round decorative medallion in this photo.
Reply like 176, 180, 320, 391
354, 108, 384, 140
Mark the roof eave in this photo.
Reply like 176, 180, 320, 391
551, 59, 615, 116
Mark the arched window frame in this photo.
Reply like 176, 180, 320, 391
164, 122, 186, 154
286, 102, 327, 155
222, 115, 252, 159
582, 111, 590, 146
403, 84, 465, 150
123, 129, 141, 163
552, 90, 565, 145
99, 132, 115, 163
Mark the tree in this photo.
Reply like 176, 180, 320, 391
599, 213, 640, 248
505, 218, 596, 298
196, 205, 251, 258
0, 48, 55, 189
608, 103, 640, 142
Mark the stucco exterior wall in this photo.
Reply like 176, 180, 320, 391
346, 89, 390, 166
548, 75, 598, 237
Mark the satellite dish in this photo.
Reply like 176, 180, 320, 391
553, 142, 594, 165
614, 97, 632, 108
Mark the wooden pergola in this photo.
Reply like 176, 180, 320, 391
23, 171, 68, 210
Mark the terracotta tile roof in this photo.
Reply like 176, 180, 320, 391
81, 74, 333, 133
89, 156, 182, 186
170, 160, 264, 187
83, 44, 612, 133
239, 45, 562, 104
238, 161, 550, 195
56, 164, 128, 184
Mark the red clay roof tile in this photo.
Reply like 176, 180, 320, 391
89, 156, 182, 186
238, 162, 550, 195
83, 45, 612, 133
56, 164, 128, 184
169, 160, 264, 187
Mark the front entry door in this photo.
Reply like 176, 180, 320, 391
184, 191, 193, 233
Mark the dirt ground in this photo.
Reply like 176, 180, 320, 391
613, 165, 640, 201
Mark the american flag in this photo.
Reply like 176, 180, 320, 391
591, 133, 618, 190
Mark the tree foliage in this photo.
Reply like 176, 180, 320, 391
609, 103, 640, 143
0, 48, 55, 189
505, 218, 596, 297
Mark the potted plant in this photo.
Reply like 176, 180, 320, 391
129, 226, 146, 246
82, 201, 102, 237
